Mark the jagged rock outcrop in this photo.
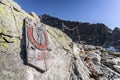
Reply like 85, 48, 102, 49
104, 27, 120, 51
0, 0, 120, 80
112, 27, 120, 41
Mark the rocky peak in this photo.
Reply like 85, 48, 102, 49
112, 27, 120, 41
114, 27, 120, 31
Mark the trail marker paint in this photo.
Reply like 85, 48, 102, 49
25, 18, 50, 72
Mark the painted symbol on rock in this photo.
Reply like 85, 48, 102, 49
25, 17, 51, 72
27, 26, 48, 50
35, 52, 49, 60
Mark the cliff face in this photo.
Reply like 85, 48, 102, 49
0, 0, 120, 80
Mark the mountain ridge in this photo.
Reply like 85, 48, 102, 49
40, 14, 120, 51
40, 14, 114, 30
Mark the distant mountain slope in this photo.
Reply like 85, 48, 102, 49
40, 14, 112, 46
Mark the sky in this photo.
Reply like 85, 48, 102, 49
14, 0, 120, 29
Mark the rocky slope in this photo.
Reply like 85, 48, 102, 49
0, 0, 120, 80
40, 14, 120, 51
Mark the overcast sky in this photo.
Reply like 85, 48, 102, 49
14, 0, 120, 29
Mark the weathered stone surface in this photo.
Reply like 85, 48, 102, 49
83, 45, 96, 51
0, 0, 90, 80
1, 0, 120, 80
109, 51, 120, 56
25, 17, 51, 72
114, 78, 120, 80
113, 65, 120, 73
106, 58, 120, 65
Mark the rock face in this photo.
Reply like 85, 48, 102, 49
0, 0, 120, 80
0, 0, 89, 80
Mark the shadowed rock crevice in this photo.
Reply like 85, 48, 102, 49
20, 19, 27, 64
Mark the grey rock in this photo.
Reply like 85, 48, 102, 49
106, 58, 120, 65
109, 51, 120, 56
113, 65, 120, 73
83, 45, 96, 51
114, 78, 120, 80
90, 52, 101, 64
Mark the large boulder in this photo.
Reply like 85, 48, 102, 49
0, 0, 90, 80
113, 65, 120, 73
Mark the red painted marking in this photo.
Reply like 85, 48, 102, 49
35, 52, 49, 60
27, 26, 48, 50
